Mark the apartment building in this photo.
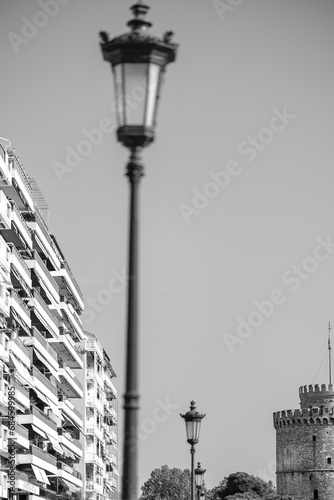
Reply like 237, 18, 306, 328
79, 331, 119, 500
0, 138, 85, 500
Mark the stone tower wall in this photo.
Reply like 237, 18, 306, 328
274, 386, 334, 499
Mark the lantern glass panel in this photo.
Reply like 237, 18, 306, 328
145, 63, 161, 127
195, 471, 204, 488
123, 62, 148, 125
113, 63, 124, 127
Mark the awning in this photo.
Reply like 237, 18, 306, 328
33, 348, 60, 381
31, 424, 46, 438
33, 388, 48, 404
62, 446, 76, 460
45, 397, 63, 419
9, 353, 34, 387
59, 477, 79, 493
10, 307, 31, 334
31, 464, 50, 484
63, 414, 81, 431
46, 433, 64, 454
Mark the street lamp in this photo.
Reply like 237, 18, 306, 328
195, 463, 206, 500
180, 401, 206, 500
99, 3, 178, 500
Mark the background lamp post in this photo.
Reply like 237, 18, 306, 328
195, 462, 206, 500
99, 3, 177, 500
181, 401, 206, 500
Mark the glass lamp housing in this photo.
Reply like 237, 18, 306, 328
100, 2, 177, 150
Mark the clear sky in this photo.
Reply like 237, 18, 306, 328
1, 0, 334, 492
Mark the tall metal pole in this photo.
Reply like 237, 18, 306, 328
329, 321, 332, 385
191, 444, 195, 500
122, 148, 143, 500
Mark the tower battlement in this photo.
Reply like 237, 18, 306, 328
299, 383, 334, 395
273, 406, 334, 428
299, 384, 334, 409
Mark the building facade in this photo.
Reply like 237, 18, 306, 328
0, 138, 86, 500
80, 331, 119, 500
274, 383, 334, 499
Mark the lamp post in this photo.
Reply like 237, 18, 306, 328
99, 4, 177, 500
195, 463, 206, 500
180, 402, 206, 500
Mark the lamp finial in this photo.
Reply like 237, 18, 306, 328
127, 1, 152, 32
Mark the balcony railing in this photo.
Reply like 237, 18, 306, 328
31, 365, 57, 398
31, 404, 57, 432
10, 288, 31, 327
57, 461, 82, 480
25, 210, 61, 270
59, 395, 83, 421
9, 243, 31, 285
24, 326, 58, 363
29, 289, 59, 337
0, 144, 5, 163
10, 201, 33, 248
10, 336, 31, 367
18, 443, 57, 467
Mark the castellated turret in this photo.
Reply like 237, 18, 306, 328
273, 384, 334, 499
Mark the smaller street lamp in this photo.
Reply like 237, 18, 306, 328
180, 401, 206, 500
195, 463, 206, 500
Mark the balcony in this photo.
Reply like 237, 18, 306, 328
48, 332, 83, 369
58, 361, 83, 398
31, 366, 57, 404
0, 332, 9, 363
10, 288, 31, 328
14, 471, 40, 496
0, 378, 8, 408
0, 235, 10, 273
1, 149, 34, 211
50, 260, 84, 312
17, 404, 57, 437
57, 429, 82, 458
23, 327, 58, 370
103, 375, 117, 399
26, 250, 60, 303
9, 376, 30, 410
86, 422, 104, 442
0, 470, 8, 499
87, 368, 104, 389
0, 190, 11, 230
0, 285, 10, 317
58, 398, 83, 429
85, 338, 104, 360
0, 424, 8, 455
59, 300, 84, 341
86, 390, 104, 413
25, 211, 61, 271
9, 336, 31, 368
16, 443, 57, 474
9, 243, 32, 290
87, 476, 104, 495
85, 451, 104, 469
28, 289, 59, 338
13, 422, 30, 450
0, 143, 12, 185
0, 201, 33, 250
57, 461, 82, 487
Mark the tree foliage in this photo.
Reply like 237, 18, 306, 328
140, 465, 191, 500
209, 472, 277, 500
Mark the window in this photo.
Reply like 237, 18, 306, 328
313, 435, 316, 441
314, 490, 318, 499
328, 457, 332, 465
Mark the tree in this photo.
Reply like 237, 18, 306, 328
140, 465, 191, 500
210, 472, 277, 500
